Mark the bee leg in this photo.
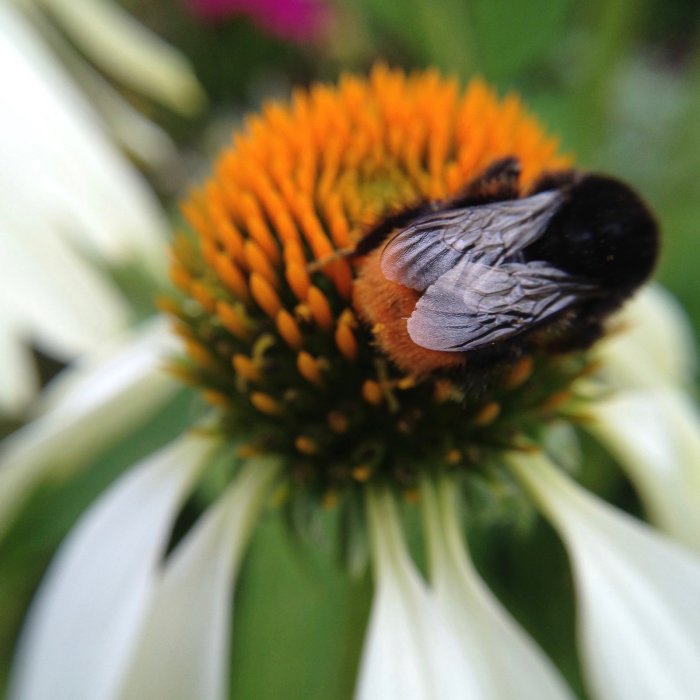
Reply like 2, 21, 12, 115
306, 246, 355, 273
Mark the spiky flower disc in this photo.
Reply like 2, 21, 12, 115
165, 65, 585, 502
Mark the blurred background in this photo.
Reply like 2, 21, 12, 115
2, 0, 699, 697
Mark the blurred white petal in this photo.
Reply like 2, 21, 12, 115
38, 0, 206, 115
422, 479, 574, 700
595, 285, 696, 389
589, 387, 700, 552
119, 458, 281, 700
75, 67, 177, 167
0, 319, 180, 539
0, 303, 38, 414
0, 195, 129, 360
357, 488, 480, 700
509, 450, 700, 700
9, 432, 221, 700
0, 3, 168, 271
42, 27, 178, 167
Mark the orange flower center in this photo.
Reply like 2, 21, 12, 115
163, 65, 585, 499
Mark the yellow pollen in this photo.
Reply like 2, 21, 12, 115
250, 272, 282, 318
244, 239, 278, 287
327, 411, 349, 433
362, 380, 383, 405
397, 376, 416, 390
276, 309, 303, 350
180, 199, 209, 238
171, 321, 194, 343
216, 301, 251, 340
295, 436, 319, 455
352, 465, 372, 482
283, 239, 307, 266
286, 261, 311, 301
200, 238, 218, 268
172, 233, 199, 267
338, 308, 357, 326
323, 192, 352, 248
473, 401, 501, 426
233, 354, 262, 383
297, 351, 323, 386
156, 296, 181, 316
540, 390, 572, 412
335, 322, 357, 362
184, 340, 214, 368
214, 254, 249, 301
252, 333, 276, 359
433, 379, 454, 404
170, 266, 192, 294
190, 282, 217, 314
237, 444, 261, 458
215, 217, 246, 265
202, 389, 229, 407
247, 215, 280, 265
250, 391, 283, 415
328, 259, 353, 299
504, 356, 535, 390
307, 286, 333, 330
165, 363, 198, 386
445, 449, 462, 465
294, 303, 313, 324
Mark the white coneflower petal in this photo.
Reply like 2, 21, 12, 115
37, 0, 206, 115
584, 285, 699, 549
509, 450, 700, 700
119, 457, 281, 700
0, 319, 180, 539
421, 478, 575, 700
589, 387, 700, 551
0, 3, 168, 271
594, 285, 696, 390
0, 299, 38, 413
48, 42, 177, 167
9, 432, 221, 700
0, 195, 129, 359
356, 489, 480, 700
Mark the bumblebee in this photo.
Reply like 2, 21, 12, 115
353, 158, 659, 375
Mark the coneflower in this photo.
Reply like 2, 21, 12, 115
4, 65, 700, 700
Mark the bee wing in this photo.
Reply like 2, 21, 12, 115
407, 259, 596, 352
381, 190, 563, 291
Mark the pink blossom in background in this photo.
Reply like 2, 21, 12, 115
186, 0, 330, 41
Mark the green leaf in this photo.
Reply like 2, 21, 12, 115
470, 0, 572, 84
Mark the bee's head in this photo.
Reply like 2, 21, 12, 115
537, 175, 659, 289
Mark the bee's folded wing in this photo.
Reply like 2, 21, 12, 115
381, 191, 563, 292
407, 260, 593, 352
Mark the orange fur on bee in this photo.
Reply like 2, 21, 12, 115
353, 247, 466, 375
